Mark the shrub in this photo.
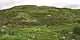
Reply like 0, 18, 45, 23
73, 27, 80, 35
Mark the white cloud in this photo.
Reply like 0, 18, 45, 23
19, 0, 80, 5
0, 0, 21, 9
17, 0, 80, 9
0, 0, 80, 9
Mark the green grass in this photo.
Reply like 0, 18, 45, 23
0, 5, 80, 40
0, 24, 78, 40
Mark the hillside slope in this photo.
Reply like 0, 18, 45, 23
0, 5, 80, 26
0, 5, 80, 40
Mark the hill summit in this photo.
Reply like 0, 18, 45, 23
0, 5, 80, 26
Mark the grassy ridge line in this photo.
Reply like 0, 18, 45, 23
0, 5, 80, 26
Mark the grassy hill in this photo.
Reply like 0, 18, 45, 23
0, 5, 80, 40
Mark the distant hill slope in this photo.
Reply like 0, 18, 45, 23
0, 5, 80, 26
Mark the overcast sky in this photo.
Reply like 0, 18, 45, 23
0, 0, 80, 9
